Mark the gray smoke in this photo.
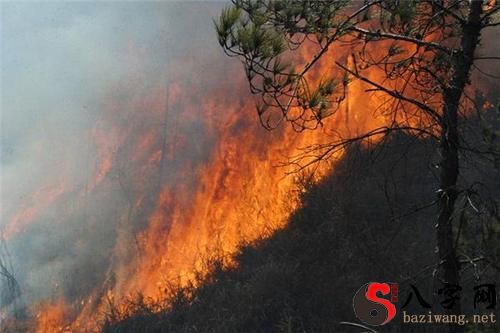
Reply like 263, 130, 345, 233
1, 0, 241, 315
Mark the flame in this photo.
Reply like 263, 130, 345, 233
6, 15, 442, 333
2, 183, 67, 240
34, 299, 70, 333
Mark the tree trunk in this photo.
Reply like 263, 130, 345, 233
437, 2, 482, 332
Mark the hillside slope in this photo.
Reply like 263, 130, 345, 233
102, 134, 498, 333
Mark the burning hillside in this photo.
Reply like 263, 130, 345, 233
0, 2, 377, 331
1, 1, 498, 333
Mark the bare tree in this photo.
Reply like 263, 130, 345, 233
0, 236, 21, 321
215, 1, 500, 330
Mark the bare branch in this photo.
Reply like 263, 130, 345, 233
335, 61, 442, 123
474, 56, 500, 60
349, 26, 455, 54
340, 321, 378, 333
285, 125, 437, 173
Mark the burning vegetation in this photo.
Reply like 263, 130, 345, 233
1, 1, 499, 333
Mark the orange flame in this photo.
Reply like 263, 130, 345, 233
24, 22, 441, 333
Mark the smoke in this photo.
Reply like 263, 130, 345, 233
1, 1, 242, 311
4, 1, 495, 325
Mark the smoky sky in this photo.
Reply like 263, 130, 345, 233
2, 1, 227, 196
1, 1, 241, 309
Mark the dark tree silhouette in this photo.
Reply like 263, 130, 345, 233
216, 1, 500, 330
0, 236, 21, 327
